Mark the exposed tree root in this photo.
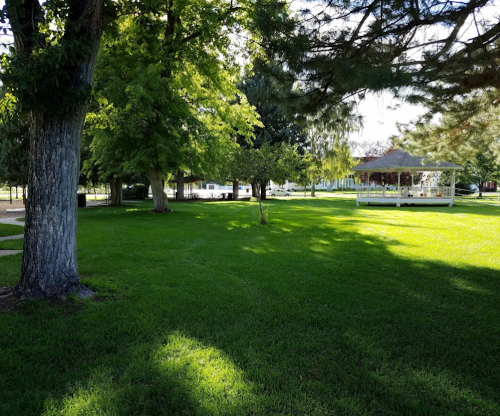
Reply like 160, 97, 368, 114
0, 286, 20, 311
0, 283, 94, 311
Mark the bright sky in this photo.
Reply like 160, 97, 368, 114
348, 92, 426, 154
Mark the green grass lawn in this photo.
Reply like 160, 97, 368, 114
0, 237, 23, 250
1, 198, 499, 415
0, 223, 24, 237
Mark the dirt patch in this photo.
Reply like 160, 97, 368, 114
0, 200, 25, 220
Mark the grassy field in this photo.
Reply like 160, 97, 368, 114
0, 237, 23, 250
1, 198, 499, 415
0, 223, 24, 238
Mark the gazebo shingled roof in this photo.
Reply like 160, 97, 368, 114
351, 149, 462, 172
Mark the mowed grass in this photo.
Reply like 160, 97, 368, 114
0, 238, 23, 250
1, 198, 499, 415
0, 223, 24, 237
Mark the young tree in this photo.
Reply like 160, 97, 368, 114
239, 142, 301, 224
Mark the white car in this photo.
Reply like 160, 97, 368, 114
270, 189, 291, 196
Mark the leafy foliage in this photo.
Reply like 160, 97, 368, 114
87, 5, 261, 189
255, 0, 500, 129
0, 93, 29, 186
400, 88, 500, 163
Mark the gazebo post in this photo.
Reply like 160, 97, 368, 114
397, 170, 401, 207
356, 173, 359, 206
450, 170, 456, 206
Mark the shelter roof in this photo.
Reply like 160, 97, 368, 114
351, 149, 462, 172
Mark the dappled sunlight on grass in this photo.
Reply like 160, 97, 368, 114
41, 333, 258, 416
155, 332, 257, 415
225, 220, 252, 230
2, 198, 500, 415
43, 370, 119, 416
449, 277, 490, 294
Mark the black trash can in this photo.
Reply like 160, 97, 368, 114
77, 193, 86, 208
227, 193, 233, 200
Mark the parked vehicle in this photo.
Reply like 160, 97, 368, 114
270, 189, 291, 196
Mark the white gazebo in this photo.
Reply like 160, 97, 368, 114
352, 150, 463, 207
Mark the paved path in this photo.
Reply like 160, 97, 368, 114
0, 218, 24, 257
0, 218, 25, 226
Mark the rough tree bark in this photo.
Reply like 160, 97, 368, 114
2, 0, 105, 300
176, 170, 185, 200
17, 110, 94, 299
109, 178, 123, 206
148, 168, 169, 212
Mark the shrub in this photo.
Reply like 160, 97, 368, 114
123, 184, 149, 200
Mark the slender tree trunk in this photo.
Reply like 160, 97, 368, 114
22, 185, 27, 204
260, 180, 267, 200
232, 180, 239, 199
257, 182, 266, 225
9, 182, 12, 204
17, 110, 94, 300
176, 170, 185, 200
311, 183, 316, 197
149, 168, 169, 212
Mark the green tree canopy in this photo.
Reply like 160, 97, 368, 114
87, 5, 261, 211
399, 88, 500, 162
256, 0, 500, 127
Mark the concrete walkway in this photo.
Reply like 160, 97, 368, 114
0, 218, 25, 226
0, 218, 24, 257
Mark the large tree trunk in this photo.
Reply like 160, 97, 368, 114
109, 177, 123, 206
149, 168, 169, 212
232, 180, 239, 199
17, 110, 94, 300
176, 170, 185, 200
327, 180, 334, 192
4, 0, 105, 300
251, 182, 258, 198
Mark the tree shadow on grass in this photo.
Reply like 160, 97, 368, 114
0, 200, 499, 415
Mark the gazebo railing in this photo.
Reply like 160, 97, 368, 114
358, 186, 452, 198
